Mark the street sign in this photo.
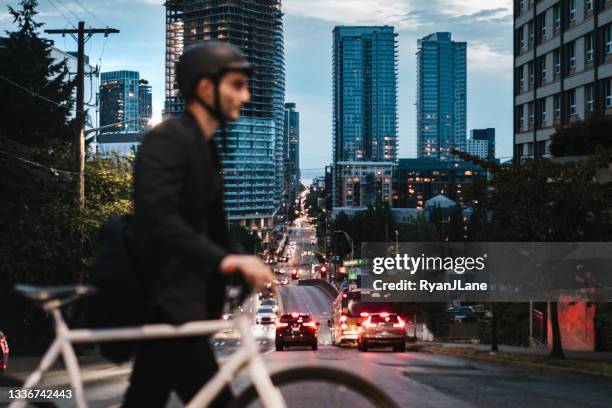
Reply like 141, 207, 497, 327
343, 259, 368, 267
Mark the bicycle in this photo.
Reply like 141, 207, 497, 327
3, 284, 399, 408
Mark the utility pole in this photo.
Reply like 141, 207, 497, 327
45, 22, 119, 208
45, 22, 119, 283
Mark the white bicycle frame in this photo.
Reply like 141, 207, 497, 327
10, 306, 287, 408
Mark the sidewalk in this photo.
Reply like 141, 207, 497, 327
415, 341, 612, 377
419, 341, 612, 362
6, 349, 130, 382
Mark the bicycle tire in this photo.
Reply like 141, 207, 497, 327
0, 373, 57, 407
229, 365, 399, 408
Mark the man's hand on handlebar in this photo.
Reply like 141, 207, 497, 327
220, 255, 275, 291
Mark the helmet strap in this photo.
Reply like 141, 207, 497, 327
194, 75, 230, 154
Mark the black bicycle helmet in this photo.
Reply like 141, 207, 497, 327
177, 41, 253, 103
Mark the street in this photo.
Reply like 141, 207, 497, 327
12, 220, 611, 408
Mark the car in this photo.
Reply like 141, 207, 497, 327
447, 305, 476, 322
0, 331, 9, 371
357, 313, 406, 352
275, 313, 319, 351
256, 307, 277, 325
261, 298, 279, 313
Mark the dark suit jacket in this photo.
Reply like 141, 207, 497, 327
133, 111, 230, 324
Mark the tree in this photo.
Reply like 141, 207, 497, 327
0, 0, 75, 148
454, 148, 612, 357
549, 114, 612, 157
228, 225, 262, 255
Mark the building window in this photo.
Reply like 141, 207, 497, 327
586, 84, 594, 112
539, 13, 547, 38
607, 79, 612, 108
553, 5, 560, 30
519, 28, 525, 49
569, 0, 576, 21
519, 105, 525, 129
539, 99, 547, 124
528, 102, 535, 125
569, 89, 576, 116
519, 66, 525, 89
586, 34, 594, 62
528, 21, 534, 45
586, 0, 593, 12
528, 62, 535, 84
554, 50, 561, 74
554, 94, 561, 119
520, 0, 525, 10
568, 41, 576, 69
606, 25, 612, 55
540, 57, 547, 81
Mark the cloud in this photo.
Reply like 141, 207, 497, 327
284, 0, 411, 26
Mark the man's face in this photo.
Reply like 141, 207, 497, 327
217, 71, 250, 121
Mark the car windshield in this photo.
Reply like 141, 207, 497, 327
370, 314, 399, 324
257, 308, 273, 314
262, 300, 276, 305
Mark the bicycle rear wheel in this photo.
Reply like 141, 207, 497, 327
230, 366, 398, 408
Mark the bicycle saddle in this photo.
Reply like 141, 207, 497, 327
14, 284, 97, 303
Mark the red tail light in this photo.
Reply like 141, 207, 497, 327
339, 315, 347, 322
379, 312, 389, 317
340, 323, 348, 330
360, 312, 369, 317
291, 312, 299, 318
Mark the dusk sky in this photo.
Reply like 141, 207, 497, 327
1, 0, 514, 181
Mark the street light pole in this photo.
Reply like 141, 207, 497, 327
334, 230, 354, 260
395, 229, 399, 254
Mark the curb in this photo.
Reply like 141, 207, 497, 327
421, 348, 612, 379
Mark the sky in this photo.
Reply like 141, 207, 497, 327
0, 0, 514, 181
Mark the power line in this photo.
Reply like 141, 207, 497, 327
0, 148, 131, 177
46, 0, 76, 28
54, 0, 84, 25
0, 74, 64, 106
73, 0, 107, 27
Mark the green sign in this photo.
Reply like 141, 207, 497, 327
343, 259, 368, 267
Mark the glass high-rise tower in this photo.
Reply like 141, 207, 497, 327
163, 0, 285, 227
100, 70, 151, 134
332, 26, 398, 208
333, 26, 398, 163
416, 32, 467, 161
284, 102, 300, 203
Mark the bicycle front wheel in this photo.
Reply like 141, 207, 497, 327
230, 366, 399, 408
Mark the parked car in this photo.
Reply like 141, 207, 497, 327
275, 313, 319, 351
0, 331, 9, 371
447, 305, 477, 322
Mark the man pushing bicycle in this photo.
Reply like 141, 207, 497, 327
125, 42, 274, 408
